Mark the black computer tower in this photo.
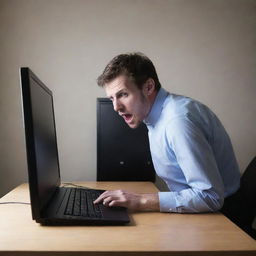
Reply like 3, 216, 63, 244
97, 98, 155, 182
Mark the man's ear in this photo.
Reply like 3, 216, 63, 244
143, 78, 155, 96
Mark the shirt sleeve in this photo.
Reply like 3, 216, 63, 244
159, 115, 225, 213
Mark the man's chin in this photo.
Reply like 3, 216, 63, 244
127, 121, 142, 129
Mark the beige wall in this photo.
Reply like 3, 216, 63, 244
0, 0, 255, 197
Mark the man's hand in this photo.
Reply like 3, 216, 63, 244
93, 190, 160, 212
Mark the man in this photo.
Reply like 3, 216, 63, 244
94, 52, 240, 213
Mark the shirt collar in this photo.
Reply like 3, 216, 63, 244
144, 88, 169, 126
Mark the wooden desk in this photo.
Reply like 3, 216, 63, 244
0, 182, 255, 256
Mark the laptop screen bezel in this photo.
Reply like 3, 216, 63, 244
20, 67, 61, 221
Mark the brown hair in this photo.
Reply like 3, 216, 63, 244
97, 52, 161, 91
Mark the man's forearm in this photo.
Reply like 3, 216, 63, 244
94, 190, 160, 211
139, 193, 160, 211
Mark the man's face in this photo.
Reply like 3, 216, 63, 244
104, 75, 151, 129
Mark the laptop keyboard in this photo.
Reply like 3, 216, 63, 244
64, 188, 103, 218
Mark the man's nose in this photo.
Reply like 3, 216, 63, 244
113, 99, 122, 112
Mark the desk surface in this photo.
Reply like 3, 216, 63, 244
0, 182, 255, 256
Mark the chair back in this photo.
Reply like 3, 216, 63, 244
240, 157, 256, 207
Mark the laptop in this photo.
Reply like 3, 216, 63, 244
20, 67, 130, 225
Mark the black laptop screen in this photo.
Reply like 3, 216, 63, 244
21, 68, 60, 218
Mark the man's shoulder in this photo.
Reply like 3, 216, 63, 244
161, 92, 217, 131
163, 93, 200, 118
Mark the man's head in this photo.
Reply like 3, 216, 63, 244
97, 52, 161, 91
97, 53, 161, 128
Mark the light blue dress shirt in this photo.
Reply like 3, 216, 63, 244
144, 88, 240, 213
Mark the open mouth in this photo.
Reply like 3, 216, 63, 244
122, 114, 133, 123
